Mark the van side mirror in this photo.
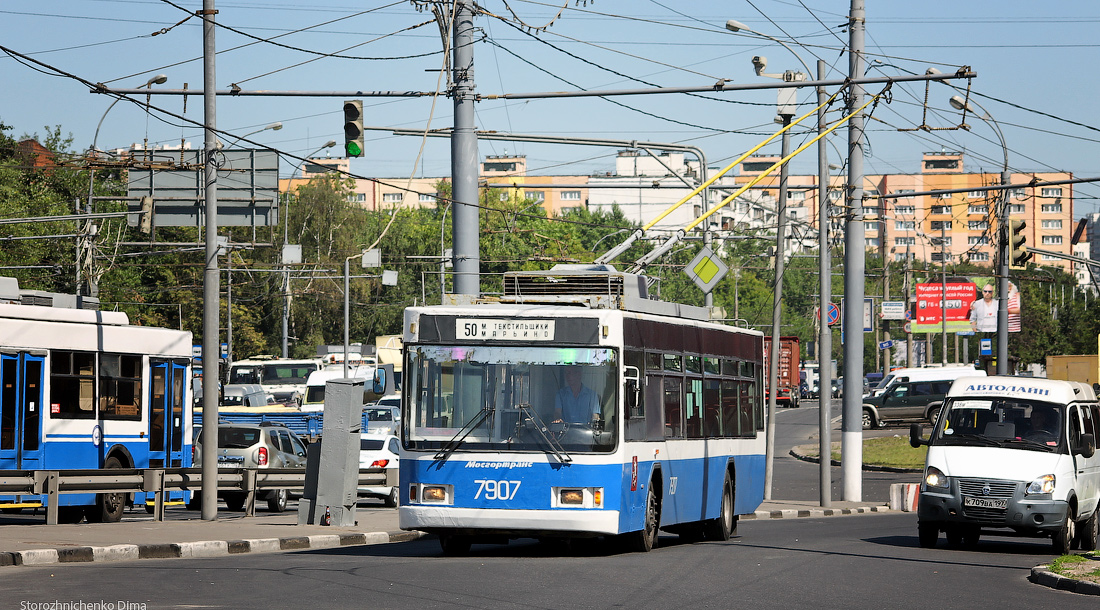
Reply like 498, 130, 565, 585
909, 423, 927, 448
1075, 433, 1096, 458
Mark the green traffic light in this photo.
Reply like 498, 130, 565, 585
346, 142, 363, 157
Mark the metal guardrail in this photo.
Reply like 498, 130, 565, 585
0, 467, 392, 525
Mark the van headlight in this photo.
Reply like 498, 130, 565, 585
1025, 474, 1056, 495
923, 466, 949, 490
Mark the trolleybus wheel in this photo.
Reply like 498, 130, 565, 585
87, 456, 127, 523
629, 482, 660, 552
703, 472, 735, 541
439, 533, 472, 556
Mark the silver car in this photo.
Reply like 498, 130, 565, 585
193, 422, 308, 512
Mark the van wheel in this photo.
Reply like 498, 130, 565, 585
861, 410, 876, 430
1077, 507, 1098, 551
1053, 508, 1075, 554
917, 522, 938, 548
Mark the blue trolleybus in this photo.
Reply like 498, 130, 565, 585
0, 286, 192, 522
398, 266, 765, 553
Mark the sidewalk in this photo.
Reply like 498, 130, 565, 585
0, 498, 890, 567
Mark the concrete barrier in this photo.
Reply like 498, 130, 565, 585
889, 482, 920, 511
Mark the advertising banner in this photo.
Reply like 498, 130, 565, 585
911, 276, 1022, 334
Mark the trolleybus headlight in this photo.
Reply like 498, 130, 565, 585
560, 489, 583, 505
1026, 474, 1056, 495
423, 485, 448, 502
923, 466, 948, 490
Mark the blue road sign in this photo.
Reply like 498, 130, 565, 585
979, 338, 993, 356
879, 340, 895, 350
826, 302, 840, 326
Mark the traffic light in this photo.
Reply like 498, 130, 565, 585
343, 100, 364, 158
1008, 218, 1032, 268
139, 196, 154, 234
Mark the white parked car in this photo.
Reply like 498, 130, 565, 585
359, 434, 400, 507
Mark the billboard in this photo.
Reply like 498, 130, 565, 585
126, 148, 280, 227
912, 277, 1021, 334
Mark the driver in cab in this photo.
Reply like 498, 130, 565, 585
553, 366, 600, 425
1025, 406, 1060, 444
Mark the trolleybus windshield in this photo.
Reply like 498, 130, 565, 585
406, 345, 617, 453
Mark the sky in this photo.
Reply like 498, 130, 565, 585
5, 0, 1100, 216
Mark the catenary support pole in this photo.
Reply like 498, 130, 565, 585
816, 59, 832, 507
764, 112, 793, 500
451, 1, 479, 296
842, 0, 866, 502
200, 0, 221, 521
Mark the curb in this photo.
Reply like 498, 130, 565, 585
1030, 566, 1100, 596
0, 529, 427, 568
742, 506, 891, 520
789, 444, 922, 474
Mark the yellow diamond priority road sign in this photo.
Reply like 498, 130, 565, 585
684, 247, 728, 293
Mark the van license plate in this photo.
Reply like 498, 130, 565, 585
963, 496, 1007, 510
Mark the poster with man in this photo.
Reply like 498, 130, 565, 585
967, 278, 1021, 333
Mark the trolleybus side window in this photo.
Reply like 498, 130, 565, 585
51, 351, 96, 419
686, 377, 703, 439
720, 379, 738, 436
99, 354, 142, 420
686, 355, 702, 375
0, 358, 13, 450
664, 377, 683, 438
704, 378, 721, 437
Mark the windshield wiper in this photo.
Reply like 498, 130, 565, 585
940, 433, 1001, 447
434, 406, 494, 461
508, 403, 572, 464
1004, 437, 1057, 452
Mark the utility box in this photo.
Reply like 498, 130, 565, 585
297, 377, 364, 526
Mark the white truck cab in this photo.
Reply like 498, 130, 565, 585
910, 376, 1100, 552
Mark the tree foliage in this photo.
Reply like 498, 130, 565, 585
0, 121, 1094, 376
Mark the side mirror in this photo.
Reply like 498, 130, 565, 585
373, 368, 387, 395
1075, 433, 1096, 458
624, 366, 640, 412
910, 423, 927, 448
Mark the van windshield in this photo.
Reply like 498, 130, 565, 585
932, 397, 1064, 452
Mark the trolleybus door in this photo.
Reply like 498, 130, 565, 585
0, 353, 45, 471
148, 360, 187, 468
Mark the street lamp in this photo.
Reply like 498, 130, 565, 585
223, 121, 283, 149
949, 94, 1011, 375
82, 74, 168, 297
727, 18, 815, 504
282, 140, 337, 358
725, 20, 813, 77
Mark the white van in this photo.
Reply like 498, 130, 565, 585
909, 376, 1100, 552
301, 365, 377, 413
873, 365, 985, 397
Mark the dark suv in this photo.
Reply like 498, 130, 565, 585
861, 380, 953, 429
192, 422, 308, 512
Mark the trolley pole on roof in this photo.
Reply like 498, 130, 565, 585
200, 0, 221, 520
451, 0, 480, 296
841, 0, 866, 502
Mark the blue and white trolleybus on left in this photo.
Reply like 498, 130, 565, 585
0, 281, 192, 522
